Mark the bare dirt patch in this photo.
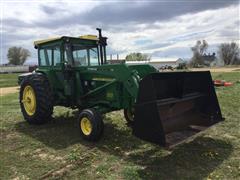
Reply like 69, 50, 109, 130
0, 86, 19, 96
40, 164, 74, 179
32, 148, 66, 163
191, 67, 240, 72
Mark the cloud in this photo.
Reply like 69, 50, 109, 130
1, 1, 239, 64
84, 1, 237, 24
41, 5, 60, 15
3, 18, 32, 28
152, 47, 191, 58
31, 0, 238, 30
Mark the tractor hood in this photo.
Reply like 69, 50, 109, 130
127, 64, 158, 79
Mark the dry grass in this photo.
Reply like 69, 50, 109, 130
0, 72, 240, 179
191, 66, 240, 72
0, 86, 19, 96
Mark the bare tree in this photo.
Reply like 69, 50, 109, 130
125, 52, 151, 61
7, 46, 30, 65
200, 40, 208, 54
218, 42, 239, 65
190, 40, 208, 67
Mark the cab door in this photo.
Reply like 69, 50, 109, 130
49, 46, 66, 91
38, 45, 64, 90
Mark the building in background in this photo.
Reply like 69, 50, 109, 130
0, 65, 37, 73
149, 58, 184, 69
202, 53, 216, 66
125, 58, 184, 69
201, 53, 225, 67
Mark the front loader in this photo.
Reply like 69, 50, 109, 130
18, 29, 223, 147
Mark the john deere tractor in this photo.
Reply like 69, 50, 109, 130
19, 29, 223, 147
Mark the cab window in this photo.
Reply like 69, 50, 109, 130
72, 49, 88, 66
89, 48, 99, 66
71, 45, 99, 66
39, 46, 61, 66
39, 49, 51, 66
53, 47, 61, 65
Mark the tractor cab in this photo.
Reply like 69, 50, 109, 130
34, 29, 107, 69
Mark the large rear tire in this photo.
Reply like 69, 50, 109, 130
79, 109, 104, 141
19, 74, 53, 124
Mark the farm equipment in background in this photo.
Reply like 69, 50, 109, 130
18, 29, 223, 147
159, 65, 174, 71
213, 79, 233, 87
0, 65, 37, 74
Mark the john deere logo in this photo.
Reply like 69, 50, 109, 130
106, 92, 114, 99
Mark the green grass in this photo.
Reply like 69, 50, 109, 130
1, 72, 240, 179
0, 73, 20, 87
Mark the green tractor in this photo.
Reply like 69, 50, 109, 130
19, 29, 223, 147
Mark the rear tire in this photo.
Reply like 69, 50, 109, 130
19, 74, 53, 124
79, 109, 104, 141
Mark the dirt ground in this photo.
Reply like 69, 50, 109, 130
1, 72, 240, 179
0, 86, 19, 96
191, 67, 240, 72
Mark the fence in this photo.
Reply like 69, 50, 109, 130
0, 65, 37, 73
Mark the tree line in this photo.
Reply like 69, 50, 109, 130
189, 40, 239, 67
5, 41, 239, 66
125, 41, 239, 66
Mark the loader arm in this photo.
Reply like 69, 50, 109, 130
72, 64, 154, 113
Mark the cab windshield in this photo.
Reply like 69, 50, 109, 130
71, 44, 99, 66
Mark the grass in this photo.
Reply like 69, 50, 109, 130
1, 72, 240, 179
0, 73, 20, 87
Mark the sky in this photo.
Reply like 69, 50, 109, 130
0, 0, 239, 64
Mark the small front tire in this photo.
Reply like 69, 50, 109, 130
124, 108, 135, 126
78, 109, 104, 141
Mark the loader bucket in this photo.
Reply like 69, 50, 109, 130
132, 71, 223, 147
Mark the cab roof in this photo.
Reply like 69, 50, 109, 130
34, 35, 98, 46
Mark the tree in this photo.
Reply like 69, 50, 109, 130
125, 52, 151, 61
7, 46, 30, 65
218, 42, 240, 65
189, 40, 208, 67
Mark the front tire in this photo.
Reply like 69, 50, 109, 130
19, 74, 53, 124
79, 109, 104, 141
124, 108, 135, 126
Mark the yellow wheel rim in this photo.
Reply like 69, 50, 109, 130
80, 117, 92, 135
22, 85, 36, 116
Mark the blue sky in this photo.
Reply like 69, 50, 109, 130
0, 0, 239, 64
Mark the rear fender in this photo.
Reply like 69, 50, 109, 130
18, 72, 43, 85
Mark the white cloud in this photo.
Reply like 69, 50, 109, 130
1, 1, 239, 64
108, 4, 239, 58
